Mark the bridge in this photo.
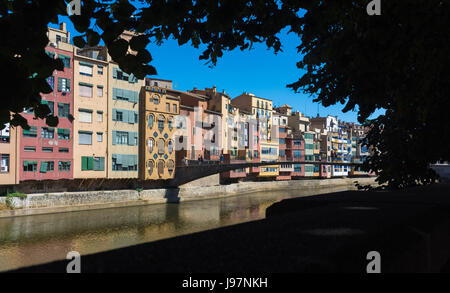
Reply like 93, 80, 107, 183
168, 160, 363, 187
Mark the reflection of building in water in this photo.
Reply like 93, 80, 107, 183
178, 204, 221, 224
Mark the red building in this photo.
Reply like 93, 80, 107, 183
286, 134, 305, 178
19, 43, 74, 182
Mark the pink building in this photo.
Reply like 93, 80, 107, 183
19, 45, 74, 181
169, 89, 222, 164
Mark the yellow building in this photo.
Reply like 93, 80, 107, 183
73, 47, 109, 178
139, 86, 179, 180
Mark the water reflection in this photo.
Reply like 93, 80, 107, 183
0, 185, 351, 271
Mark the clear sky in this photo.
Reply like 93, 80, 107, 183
52, 16, 385, 124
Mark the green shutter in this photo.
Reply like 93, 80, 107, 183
112, 131, 117, 145
87, 156, 94, 170
81, 157, 87, 170
40, 162, 48, 173
128, 110, 134, 124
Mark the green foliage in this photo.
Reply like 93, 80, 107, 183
287, 0, 450, 189
136, 188, 143, 193
7, 192, 27, 199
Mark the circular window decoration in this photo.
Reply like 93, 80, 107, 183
167, 139, 174, 154
147, 160, 154, 175
147, 138, 154, 153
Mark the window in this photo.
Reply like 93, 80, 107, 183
114, 131, 129, 145
158, 115, 165, 131
97, 86, 103, 97
294, 164, 302, 173
81, 156, 104, 171
0, 126, 10, 143
79, 83, 93, 97
40, 161, 54, 173
57, 78, 70, 92
97, 111, 103, 122
111, 154, 137, 171
24, 146, 36, 152
158, 160, 164, 176
1, 154, 9, 173
279, 138, 285, 145
147, 160, 154, 175
168, 140, 173, 154
116, 111, 123, 122
166, 103, 170, 112
59, 148, 69, 153
79, 109, 92, 123
42, 147, 53, 152
97, 132, 103, 142
58, 103, 70, 118
279, 150, 285, 157
173, 104, 177, 113
97, 65, 103, 75
294, 140, 302, 146
153, 95, 160, 104
78, 131, 92, 145
57, 128, 70, 140
58, 161, 71, 171
168, 117, 173, 130
41, 127, 55, 139
23, 161, 38, 172
79, 62, 93, 76
147, 138, 154, 153
157, 138, 165, 154
294, 150, 302, 158
167, 160, 174, 173
41, 100, 54, 115
23, 126, 37, 138
148, 114, 154, 128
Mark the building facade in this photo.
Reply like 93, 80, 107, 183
140, 85, 179, 180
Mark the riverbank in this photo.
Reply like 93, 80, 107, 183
10, 182, 450, 273
0, 177, 377, 218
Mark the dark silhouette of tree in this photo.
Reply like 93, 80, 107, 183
1, 0, 448, 188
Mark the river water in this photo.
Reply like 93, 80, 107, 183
0, 185, 352, 272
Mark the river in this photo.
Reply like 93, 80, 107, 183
0, 185, 352, 272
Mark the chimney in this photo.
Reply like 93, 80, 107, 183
59, 22, 66, 32
212, 85, 216, 93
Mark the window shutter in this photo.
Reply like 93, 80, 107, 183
112, 131, 117, 145
128, 132, 134, 145
113, 68, 117, 78
112, 109, 117, 121
40, 162, 48, 173
87, 156, 94, 170
81, 157, 88, 170
112, 88, 117, 100
99, 157, 105, 171
57, 78, 62, 92
128, 73, 135, 83
128, 110, 135, 124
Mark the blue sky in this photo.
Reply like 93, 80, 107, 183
52, 16, 385, 124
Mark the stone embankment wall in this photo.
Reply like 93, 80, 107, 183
0, 177, 377, 218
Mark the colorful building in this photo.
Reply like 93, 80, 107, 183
139, 85, 179, 180
19, 23, 74, 182
72, 46, 109, 178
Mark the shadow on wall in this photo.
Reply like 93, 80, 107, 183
164, 188, 180, 203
